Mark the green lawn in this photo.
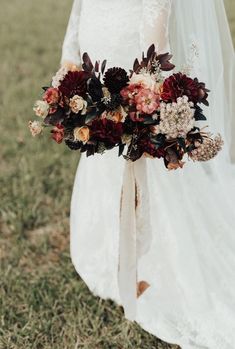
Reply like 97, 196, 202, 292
0, 1, 234, 348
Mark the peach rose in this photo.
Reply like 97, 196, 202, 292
33, 100, 49, 118
73, 126, 90, 143
102, 106, 127, 123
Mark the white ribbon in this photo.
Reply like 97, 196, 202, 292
118, 156, 151, 321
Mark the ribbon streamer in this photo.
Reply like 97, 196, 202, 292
118, 157, 151, 321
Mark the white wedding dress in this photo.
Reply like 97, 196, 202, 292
61, 1, 235, 348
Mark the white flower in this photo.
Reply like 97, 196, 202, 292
33, 100, 49, 118
52, 66, 68, 88
130, 72, 161, 93
69, 95, 87, 114
102, 87, 111, 98
101, 87, 111, 105
28, 121, 43, 136
156, 96, 195, 139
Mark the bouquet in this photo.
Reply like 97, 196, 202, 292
29, 44, 223, 170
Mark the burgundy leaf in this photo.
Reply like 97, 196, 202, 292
157, 53, 175, 71
95, 60, 99, 73
101, 59, 107, 75
82, 52, 94, 72
133, 58, 140, 73
147, 44, 155, 61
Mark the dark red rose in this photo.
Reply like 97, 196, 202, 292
59, 71, 92, 99
49, 106, 57, 114
138, 137, 166, 158
161, 73, 209, 105
90, 118, 123, 145
43, 87, 60, 105
51, 124, 64, 144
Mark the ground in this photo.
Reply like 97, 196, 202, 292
0, 1, 234, 348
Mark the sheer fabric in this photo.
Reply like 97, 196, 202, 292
170, 0, 235, 163
62, 1, 235, 348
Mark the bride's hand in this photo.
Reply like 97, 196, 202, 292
61, 60, 81, 71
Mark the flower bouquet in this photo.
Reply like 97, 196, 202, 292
29, 44, 223, 170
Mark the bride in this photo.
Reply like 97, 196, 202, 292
60, 0, 235, 348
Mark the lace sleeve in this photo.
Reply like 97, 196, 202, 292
140, 0, 172, 54
61, 0, 82, 66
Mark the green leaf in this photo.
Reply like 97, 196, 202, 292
194, 105, 207, 121
142, 116, 157, 125
150, 133, 165, 148
118, 143, 125, 157
177, 137, 186, 150
85, 109, 97, 124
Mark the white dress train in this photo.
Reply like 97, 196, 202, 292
61, 0, 235, 348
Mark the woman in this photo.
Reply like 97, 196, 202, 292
61, 0, 235, 348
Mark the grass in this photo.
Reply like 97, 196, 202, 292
0, 1, 234, 348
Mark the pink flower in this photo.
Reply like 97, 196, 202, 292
135, 89, 160, 114
121, 83, 142, 106
43, 87, 60, 105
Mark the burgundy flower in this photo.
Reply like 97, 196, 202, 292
161, 73, 209, 105
51, 124, 64, 144
90, 118, 123, 145
104, 67, 129, 93
58, 71, 92, 99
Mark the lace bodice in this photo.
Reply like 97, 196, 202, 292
61, 0, 172, 69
